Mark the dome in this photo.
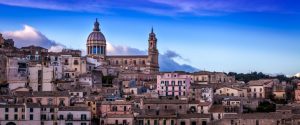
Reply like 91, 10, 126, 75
87, 18, 106, 43
87, 31, 106, 41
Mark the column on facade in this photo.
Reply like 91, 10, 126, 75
90, 46, 93, 55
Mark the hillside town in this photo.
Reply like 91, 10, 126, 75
1, 19, 300, 125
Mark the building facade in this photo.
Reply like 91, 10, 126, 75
157, 72, 192, 97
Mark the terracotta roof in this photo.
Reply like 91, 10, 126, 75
224, 113, 290, 119
59, 106, 89, 111
137, 109, 177, 118
101, 100, 133, 105
106, 114, 134, 118
209, 105, 224, 113
15, 91, 69, 97
178, 113, 211, 119
106, 55, 148, 58
143, 98, 188, 104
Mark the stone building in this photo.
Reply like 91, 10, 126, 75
189, 84, 213, 102
192, 71, 235, 84
247, 79, 278, 99
0, 33, 14, 49
86, 19, 159, 74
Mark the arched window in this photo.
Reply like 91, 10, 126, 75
67, 113, 73, 120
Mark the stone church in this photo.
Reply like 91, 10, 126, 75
86, 19, 159, 74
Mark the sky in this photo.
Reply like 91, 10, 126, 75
0, 0, 300, 75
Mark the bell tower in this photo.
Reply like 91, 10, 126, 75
148, 27, 159, 72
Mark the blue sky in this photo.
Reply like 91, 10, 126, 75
0, 0, 300, 75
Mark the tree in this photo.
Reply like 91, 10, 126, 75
256, 101, 276, 112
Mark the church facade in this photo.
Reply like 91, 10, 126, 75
86, 19, 159, 74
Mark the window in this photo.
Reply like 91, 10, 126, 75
30, 108, 33, 112
163, 120, 166, 125
124, 106, 127, 111
41, 114, 46, 120
64, 59, 69, 65
67, 113, 73, 120
50, 108, 55, 112
81, 123, 87, 125
171, 120, 175, 125
5, 108, 8, 112
112, 106, 118, 111
67, 114, 73, 120
165, 105, 167, 109
81, 114, 87, 120
256, 120, 259, 125
148, 106, 150, 109
74, 60, 79, 65
179, 105, 182, 109
59, 115, 64, 120
123, 120, 127, 125
14, 114, 18, 120
154, 120, 158, 125
15, 108, 18, 112
5, 114, 9, 120
51, 114, 54, 120
30, 114, 34, 120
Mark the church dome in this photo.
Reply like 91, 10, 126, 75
87, 31, 106, 41
87, 19, 106, 43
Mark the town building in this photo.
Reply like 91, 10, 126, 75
156, 72, 192, 97
247, 79, 278, 99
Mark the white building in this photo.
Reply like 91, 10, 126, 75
0, 103, 41, 125
157, 72, 192, 97
57, 106, 91, 125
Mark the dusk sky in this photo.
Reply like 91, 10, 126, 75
0, 0, 300, 75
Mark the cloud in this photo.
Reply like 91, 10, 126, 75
159, 50, 198, 72
2, 25, 63, 49
0, 0, 291, 16
106, 42, 146, 55
48, 45, 64, 52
